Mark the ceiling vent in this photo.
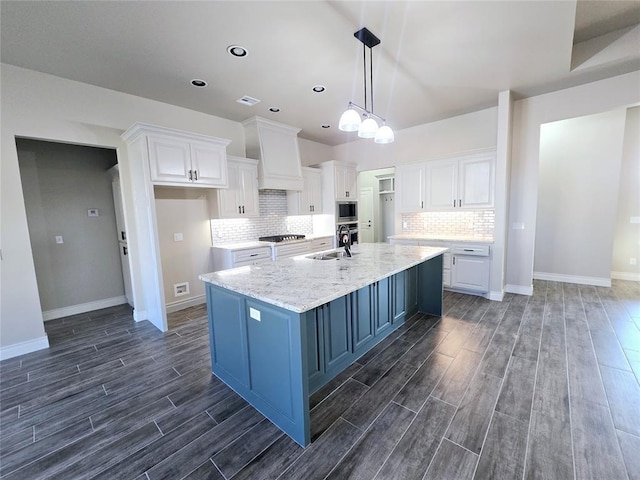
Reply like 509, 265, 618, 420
237, 95, 261, 107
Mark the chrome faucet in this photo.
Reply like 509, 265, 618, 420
338, 225, 352, 257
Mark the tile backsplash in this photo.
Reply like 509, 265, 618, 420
401, 210, 495, 238
210, 189, 314, 244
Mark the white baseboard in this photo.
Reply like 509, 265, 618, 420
133, 309, 147, 322
611, 271, 640, 282
0, 335, 49, 361
533, 272, 611, 288
488, 290, 504, 301
166, 295, 206, 314
505, 284, 534, 296
42, 296, 128, 321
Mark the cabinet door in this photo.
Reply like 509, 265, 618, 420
217, 162, 241, 218
334, 164, 357, 200
148, 135, 191, 184
307, 169, 323, 213
322, 296, 352, 372
375, 278, 392, 335
207, 287, 250, 387
190, 141, 228, 187
237, 162, 260, 217
426, 159, 457, 209
352, 285, 375, 354
451, 255, 490, 292
459, 156, 494, 208
392, 271, 407, 324
396, 163, 425, 212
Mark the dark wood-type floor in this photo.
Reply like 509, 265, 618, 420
1, 280, 639, 479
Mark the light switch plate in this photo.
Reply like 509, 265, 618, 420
55, 235, 64, 244
87, 208, 99, 217
173, 233, 183, 242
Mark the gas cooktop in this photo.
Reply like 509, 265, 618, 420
258, 234, 306, 243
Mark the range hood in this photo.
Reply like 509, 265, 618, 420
242, 116, 304, 191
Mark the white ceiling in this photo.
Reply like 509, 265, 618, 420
2, 1, 639, 146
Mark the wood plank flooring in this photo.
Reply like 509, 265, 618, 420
1, 280, 639, 479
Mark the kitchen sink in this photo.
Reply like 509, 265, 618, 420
306, 251, 358, 260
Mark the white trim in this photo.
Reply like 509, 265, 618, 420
533, 272, 611, 287
611, 271, 640, 282
505, 284, 533, 296
165, 295, 206, 314
0, 336, 49, 360
133, 309, 147, 322
42, 296, 128, 321
488, 290, 504, 301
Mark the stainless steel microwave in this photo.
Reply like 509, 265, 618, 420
336, 201, 357, 222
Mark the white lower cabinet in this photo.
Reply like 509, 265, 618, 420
389, 238, 490, 293
211, 245, 272, 271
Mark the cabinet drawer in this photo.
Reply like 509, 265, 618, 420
451, 245, 490, 256
310, 237, 334, 252
232, 247, 272, 264
275, 242, 311, 259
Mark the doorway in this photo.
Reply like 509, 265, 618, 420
16, 138, 130, 320
357, 167, 395, 243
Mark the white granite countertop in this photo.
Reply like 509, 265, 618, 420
388, 234, 494, 244
200, 243, 448, 313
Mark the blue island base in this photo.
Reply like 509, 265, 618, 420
205, 255, 443, 447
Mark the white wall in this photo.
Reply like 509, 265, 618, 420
154, 187, 212, 311
612, 106, 640, 279
17, 139, 124, 313
534, 109, 626, 285
0, 64, 244, 358
506, 70, 640, 294
299, 138, 333, 167
332, 108, 498, 171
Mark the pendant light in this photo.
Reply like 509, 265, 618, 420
339, 27, 394, 144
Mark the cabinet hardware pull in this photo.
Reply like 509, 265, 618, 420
194, 170, 198, 181
464, 249, 474, 252
453, 256, 456, 265
242, 206, 245, 214
238, 206, 241, 214
123, 246, 128, 255
250, 253, 258, 257
188, 170, 193, 181
421, 201, 424, 209
458, 199, 461, 207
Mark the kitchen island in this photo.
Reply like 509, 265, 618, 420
199, 243, 447, 446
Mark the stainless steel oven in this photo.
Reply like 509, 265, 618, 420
336, 201, 357, 223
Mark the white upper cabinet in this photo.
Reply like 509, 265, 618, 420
320, 161, 359, 214
458, 155, 494, 208
334, 163, 358, 200
210, 157, 259, 218
397, 151, 495, 213
123, 123, 230, 188
396, 162, 426, 212
242, 116, 304, 191
425, 159, 458, 209
287, 167, 322, 215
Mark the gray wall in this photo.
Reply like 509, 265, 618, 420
534, 109, 626, 282
612, 107, 640, 277
17, 139, 124, 313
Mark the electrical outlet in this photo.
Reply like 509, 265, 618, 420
173, 233, 183, 242
173, 282, 189, 296
631, 258, 637, 266
55, 235, 64, 244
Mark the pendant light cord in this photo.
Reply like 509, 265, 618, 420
370, 45, 374, 115
362, 43, 368, 112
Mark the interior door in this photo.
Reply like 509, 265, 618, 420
358, 187, 374, 243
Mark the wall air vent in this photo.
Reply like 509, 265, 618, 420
237, 95, 261, 107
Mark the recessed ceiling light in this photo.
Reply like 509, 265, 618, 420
190, 79, 207, 87
312, 85, 326, 93
321, 124, 330, 129
227, 45, 248, 57
237, 95, 260, 107
269, 107, 280, 113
